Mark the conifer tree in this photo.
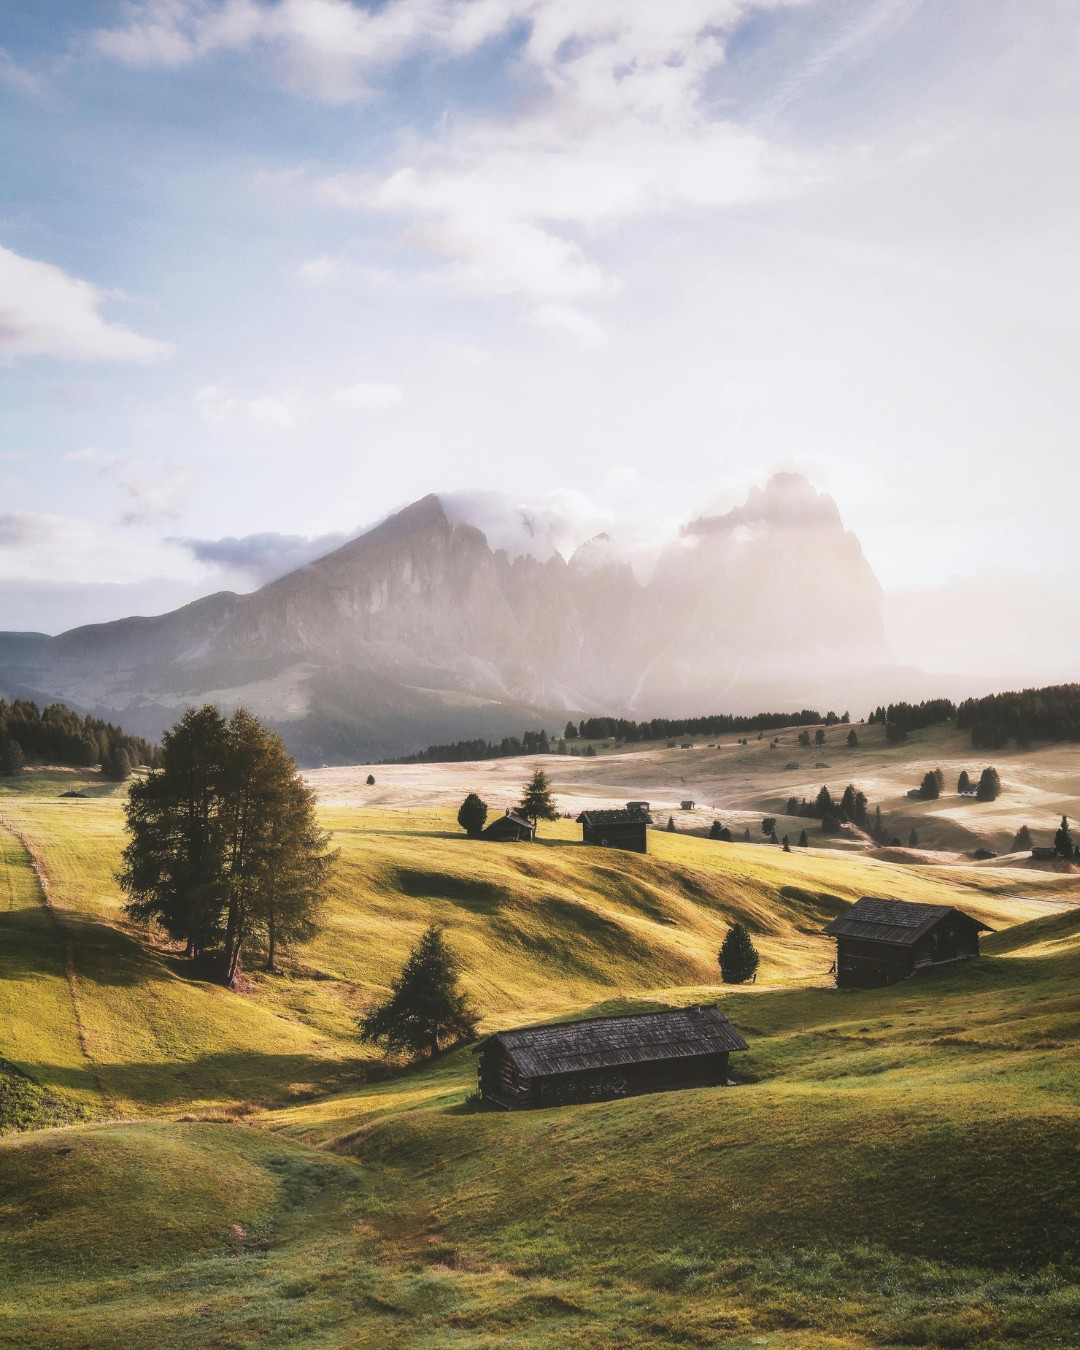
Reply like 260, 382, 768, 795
908, 829, 919, 848
519, 767, 560, 824
1054, 816, 1073, 859
366, 774, 375, 786
957, 770, 971, 794
798, 829, 809, 848
1013, 824, 1032, 852
718, 922, 759, 984
0, 738, 25, 776
976, 767, 1002, 802
847, 729, 858, 748
360, 925, 478, 1059
666, 815, 676, 832
457, 792, 489, 837
709, 820, 724, 840
564, 720, 578, 740
120, 705, 334, 983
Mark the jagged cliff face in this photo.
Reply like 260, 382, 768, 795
0, 475, 893, 761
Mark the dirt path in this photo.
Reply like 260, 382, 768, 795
0, 815, 112, 1110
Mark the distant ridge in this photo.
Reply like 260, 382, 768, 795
0, 475, 901, 764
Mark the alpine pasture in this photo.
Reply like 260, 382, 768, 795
2, 723, 1079, 1348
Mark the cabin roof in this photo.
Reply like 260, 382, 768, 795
478, 1005, 747, 1077
576, 807, 653, 826
824, 895, 992, 946
481, 810, 535, 837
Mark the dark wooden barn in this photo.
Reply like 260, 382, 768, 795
825, 896, 992, 989
481, 810, 536, 843
475, 1005, 749, 1109
576, 806, 652, 853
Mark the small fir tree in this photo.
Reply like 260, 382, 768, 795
957, 770, 971, 794
366, 774, 375, 786
798, 829, 809, 848
815, 729, 826, 746
782, 836, 791, 852
457, 793, 488, 838
718, 923, 759, 984
908, 829, 919, 848
1054, 816, 1073, 859
1013, 824, 1032, 851
761, 816, 777, 837
709, 820, 724, 840
976, 767, 1002, 802
519, 767, 560, 824
920, 770, 940, 800
743, 827, 751, 842
564, 720, 578, 740
847, 729, 858, 748
0, 738, 26, 776
666, 815, 676, 832
360, 925, 478, 1059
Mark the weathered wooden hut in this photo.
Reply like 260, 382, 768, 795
576, 806, 652, 853
475, 1006, 749, 1109
825, 896, 992, 989
626, 799, 650, 811
680, 799, 696, 810
481, 810, 536, 843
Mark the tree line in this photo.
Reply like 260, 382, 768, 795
393, 707, 844, 764
866, 699, 957, 743
956, 684, 1080, 749
0, 698, 158, 779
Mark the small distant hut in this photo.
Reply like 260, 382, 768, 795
825, 896, 992, 989
626, 799, 650, 811
680, 799, 696, 810
1031, 846, 1059, 862
481, 809, 536, 843
475, 1006, 749, 1110
576, 806, 652, 853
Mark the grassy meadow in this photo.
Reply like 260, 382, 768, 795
1, 735, 1079, 1347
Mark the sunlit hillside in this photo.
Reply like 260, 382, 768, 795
1, 756, 1079, 1347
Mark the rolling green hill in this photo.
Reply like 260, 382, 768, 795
1, 770, 1078, 1347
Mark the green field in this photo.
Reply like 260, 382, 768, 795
1, 757, 1078, 1348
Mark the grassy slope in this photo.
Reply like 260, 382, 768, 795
0, 769, 1078, 1347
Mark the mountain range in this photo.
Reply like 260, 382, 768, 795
0, 474, 900, 763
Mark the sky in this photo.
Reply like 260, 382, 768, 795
0, 0, 1078, 683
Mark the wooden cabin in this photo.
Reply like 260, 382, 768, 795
1031, 846, 1059, 862
626, 799, 650, 811
680, 799, 696, 810
481, 810, 536, 843
825, 896, 991, 989
576, 806, 652, 853
475, 1006, 749, 1110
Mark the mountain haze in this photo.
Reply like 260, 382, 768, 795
0, 475, 894, 762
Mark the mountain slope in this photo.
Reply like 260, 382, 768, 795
0, 476, 895, 761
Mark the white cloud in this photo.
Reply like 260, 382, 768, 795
197, 379, 403, 425
0, 46, 45, 99
528, 303, 608, 349
0, 510, 198, 585
0, 244, 172, 363
63, 449, 195, 524
334, 381, 404, 409
302, 2, 817, 305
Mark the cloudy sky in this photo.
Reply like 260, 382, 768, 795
1, 1, 1077, 680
